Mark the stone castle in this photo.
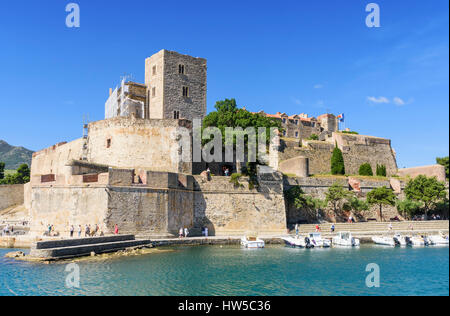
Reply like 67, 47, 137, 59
24, 49, 403, 237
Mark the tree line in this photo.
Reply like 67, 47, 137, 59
0, 163, 30, 185
287, 175, 448, 222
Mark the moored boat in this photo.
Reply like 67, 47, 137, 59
372, 235, 397, 246
281, 236, 314, 248
241, 235, 265, 249
308, 233, 331, 248
427, 232, 449, 245
332, 232, 360, 247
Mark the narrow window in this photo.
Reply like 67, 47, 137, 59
173, 111, 180, 119
106, 138, 112, 148
152, 87, 156, 97
295, 132, 299, 138
295, 120, 298, 125
282, 118, 286, 124
152, 65, 156, 75
182, 86, 189, 98
179, 64, 185, 74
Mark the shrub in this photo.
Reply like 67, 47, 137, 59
331, 145, 345, 175
229, 173, 244, 188
307, 134, 319, 141
376, 164, 387, 177
341, 131, 359, 135
358, 163, 373, 176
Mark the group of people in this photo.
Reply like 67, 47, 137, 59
179, 227, 190, 238
43, 223, 120, 238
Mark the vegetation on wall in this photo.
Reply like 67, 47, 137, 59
307, 134, 319, 141
341, 131, 359, 135
358, 163, 373, 176
285, 186, 327, 220
330, 145, 345, 175
376, 164, 387, 177
366, 186, 397, 222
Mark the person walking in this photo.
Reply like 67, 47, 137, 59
295, 224, 299, 237
331, 223, 335, 233
70, 225, 74, 238
85, 224, 90, 237
179, 227, 184, 238
78, 225, 82, 238
114, 224, 119, 235
184, 227, 189, 238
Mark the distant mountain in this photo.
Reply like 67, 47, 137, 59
0, 140, 34, 170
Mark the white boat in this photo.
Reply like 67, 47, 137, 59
393, 234, 410, 246
372, 235, 397, 246
308, 233, 332, 248
241, 236, 265, 249
427, 232, 449, 245
332, 232, 360, 247
408, 235, 428, 246
281, 236, 314, 248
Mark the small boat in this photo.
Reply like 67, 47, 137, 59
308, 233, 332, 248
393, 234, 410, 246
408, 235, 429, 246
372, 235, 397, 246
427, 232, 449, 245
281, 236, 314, 248
241, 235, 265, 249
332, 232, 360, 247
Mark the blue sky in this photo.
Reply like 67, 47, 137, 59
0, 0, 448, 168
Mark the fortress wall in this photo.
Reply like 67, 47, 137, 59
31, 139, 84, 177
193, 176, 287, 236
0, 184, 24, 210
284, 177, 404, 224
397, 164, 446, 182
278, 133, 398, 176
29, 186, 109, 236
333, 133, 398, 176
87, 117, 192, 174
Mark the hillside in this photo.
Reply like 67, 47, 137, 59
0, 140, 34, 170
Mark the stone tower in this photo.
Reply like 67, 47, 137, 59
145, 50, 207, 122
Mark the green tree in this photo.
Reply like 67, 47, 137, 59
325, 183, 351, 215
367, 186, 397, 222
331, 145, 345, 175
0, 162, 5, 180
358, 163, 373, 176
396, 199, 423, 219
404, 175, 447, 219
343, 196, 370, 216
202, 98, 282, 147
285, 186, 326, 220
436, 156, 449, 179
376, 164, 387, 177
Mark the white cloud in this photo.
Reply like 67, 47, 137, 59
393, 97, 406, 106
367, 96, 390, 104
314, 84, 323, 89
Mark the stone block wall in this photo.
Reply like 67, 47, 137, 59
193, 176, 287, 236
278, 133, 398, 176
87, 117, 192, 174
0, 184, 24, 210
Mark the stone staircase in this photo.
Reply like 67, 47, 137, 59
29, 235, 152, 260
295, 220, 449, 236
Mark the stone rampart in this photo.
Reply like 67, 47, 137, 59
0, 184, 24, 210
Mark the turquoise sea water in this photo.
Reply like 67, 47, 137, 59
0, 245, 448, 296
